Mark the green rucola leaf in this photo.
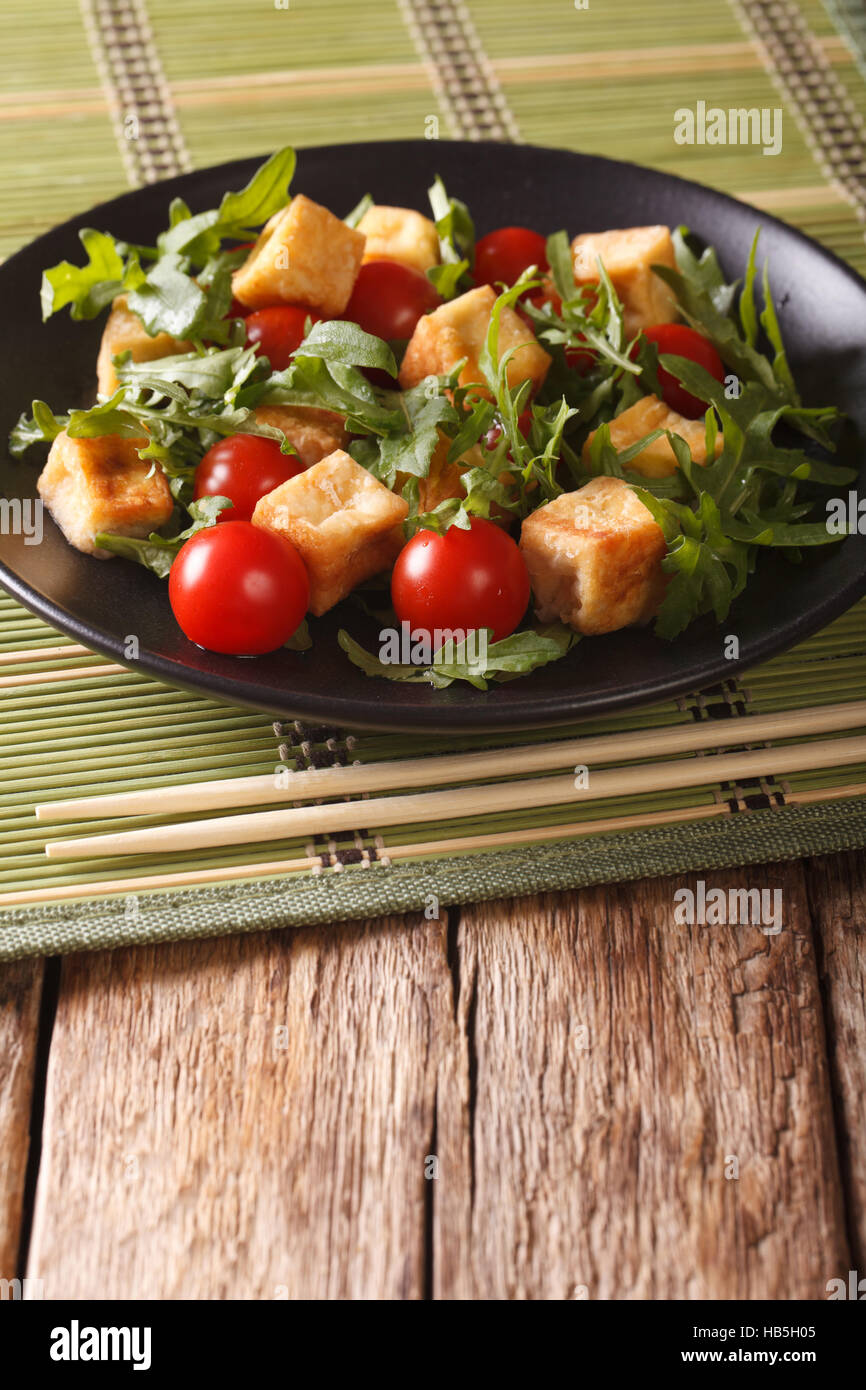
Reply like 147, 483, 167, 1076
40, 229, 142, 321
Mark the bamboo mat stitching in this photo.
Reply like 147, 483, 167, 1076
396, 0, 520, 141
731, 0, 866, 221
273, 720, 385, 873
81, 0, 192, 183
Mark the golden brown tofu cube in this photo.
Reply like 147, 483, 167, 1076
357, 204, 440, 273
519, 475, 667, 635
232, 194, 365, 316
37, 431, 173, 558
251, 449, 408, 615
96, 296, 191, 397
583, 395, 723, 479
399, 285, 551, 396
253, 405, 348, 468
571, 226, 677, 337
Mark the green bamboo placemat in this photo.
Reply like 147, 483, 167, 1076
1, 0, 865, 958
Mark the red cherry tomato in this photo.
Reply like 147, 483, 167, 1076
637, 323, 725, 418
244, 305, 321, 371
474, 227, 548, 288
391, 517, 530, 645
344, 261, 441, 342
193, 435, 305, 523
169, 521, 309, 656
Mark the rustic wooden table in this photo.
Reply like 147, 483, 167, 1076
2, 850, 864, 1301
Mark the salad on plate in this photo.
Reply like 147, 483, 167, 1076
10, 145, 854, 690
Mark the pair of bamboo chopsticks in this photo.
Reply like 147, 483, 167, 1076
34, 698, 866, 861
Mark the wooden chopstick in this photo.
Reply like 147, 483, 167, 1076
9, 780, 866, 905
35, 698, 866, 822
44, 733, 866, 859
4, 804, 729, 905
6, 778, 866, 906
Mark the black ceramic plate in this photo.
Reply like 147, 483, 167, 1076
1, 140, 865, 732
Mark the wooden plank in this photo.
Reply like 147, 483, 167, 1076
804, 849, 866, 1269
434, 869, 849, 1299
26, 916, 457, 1300
0, 958, 44, 1285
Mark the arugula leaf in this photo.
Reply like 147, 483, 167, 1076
759, 260, 797, 399
471, 271, 576, 513
372, 382, 458, 488
41, 148, 296, 337
428, 260, 471, 300
284, 618, 312, 651
257, 355, 401, 435
650, 226, 836, 448
9, 399, 69, 453
94, 495, 231, 577
338, 622, 576, 690
623, 351, 855, 638
124, 253, 207, 339
161, 147, 297, 263
344, 193, 373, 228
528, 231, 639, 377
294, 319, 397, 377
118, 344, 260, 399
40, 229, 143, 321
739, 230, 759, 348
427, 175, 475, 299
216, 147, 297, 239
633, 488, 753, 640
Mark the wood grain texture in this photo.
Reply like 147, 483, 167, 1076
26, 916, 457, 1300
805, 849, 866, 1270
434, 869, 849, 1300
17, 860, 860, 1300
0, 958, 43, 1283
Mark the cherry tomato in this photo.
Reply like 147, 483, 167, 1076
193, 435, 305, 523
637, 323, 725, 418
344, 261, 441, 342
474, 227, 548, 288
391, 517, 530, 644
244, 305, 321, 371
169, 521, 309, 657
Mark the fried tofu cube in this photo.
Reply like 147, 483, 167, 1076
96, 296, 191, 397
571, 226, 677, 337
253, 405, 348, 468
252, 449, 408, 615
519, 475, 667, 635
232, 194, 365, 316
356, 204, 440, 274
37, 431, 173, 558
583, 395, 723, 479
399, 284, 551, 396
